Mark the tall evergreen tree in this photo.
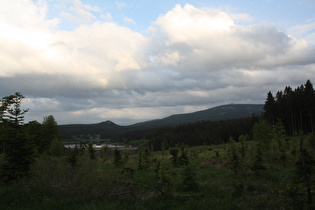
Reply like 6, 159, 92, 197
0, 92, 34, 182
304, 80, 315, 132
40, 115, 60, 153
23, 120, 42, 154
264, 91, 276, 125
264, 80, 315, 135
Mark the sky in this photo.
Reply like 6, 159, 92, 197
0, 0, 315, 125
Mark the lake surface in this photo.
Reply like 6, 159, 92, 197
64, 143, 126, 149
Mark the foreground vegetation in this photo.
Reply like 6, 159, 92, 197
0, 130, 314, 209
1, 80, 315, 209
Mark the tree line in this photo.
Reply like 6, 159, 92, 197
264, 79, 315, 135
124, 116, 259, 150
125, 80, 315, 150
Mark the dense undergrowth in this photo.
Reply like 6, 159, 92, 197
1, 131, 314, 209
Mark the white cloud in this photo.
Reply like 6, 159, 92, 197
151, 4, 314, 72
116, 1, 127, 10
59, 0, 100, 23
155, 4, 234, 45
288, 20, 315, 44
229, 12, 253, 22
0, 0, 58, 30
101, 12, 112, 21
124, 17, 136, 25
1, 2, 315, 125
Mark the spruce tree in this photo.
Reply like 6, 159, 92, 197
49, 137, 64, 157
87, 141, 96, 159
264, 91, 276, 125
0, 92, 34, 182
178, 144, 189, 166
40, 115, 60, 154
253, 119, 272, 151
113, 147, 122, 167
250, 142, 266, 175
169, 147, 179, 167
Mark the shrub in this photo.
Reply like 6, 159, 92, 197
49, 138, 64, 157
182, 166, 198, 191
87, 141, 95, 160
169, 147, 179, 166
250, 142, 266, 175
113, 147, 122, 167
178, 145, 189, 166
137, 144, 150, 170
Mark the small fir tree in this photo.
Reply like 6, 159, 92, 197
49, 137, 64, 157
169, 147, 179, 166
123, 151, 129, 164
229, 137, 240, 178
87, 141, 96, 160
178, 144, 189, 166
66, 148, 78, 167
137, 144, 150, 170
113, 147, 122, 167
101, 144, 108, 161
253, 119, 272, 151
156, 160, 170, 187
182, 166, 198, 191
250, 142, 266, 175
238, 134, 247, 160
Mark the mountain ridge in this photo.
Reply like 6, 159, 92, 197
59, 104, 264, 140
129, 104, 263, 128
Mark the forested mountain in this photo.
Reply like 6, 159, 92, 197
129, 116, 259, 150
131, 104, 263, 129
59, 104, 264, 141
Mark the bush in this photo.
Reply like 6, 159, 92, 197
49, 138, 64, 157
250, 142, 266, 175
253, 120, 272, 151
178, 145, 189, 166
113, 147, 122, 167
182, 166, 198, 191
169, 147, 179, 166
87, 141, 95, 160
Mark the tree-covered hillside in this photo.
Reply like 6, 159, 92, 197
59, 104, 263, 141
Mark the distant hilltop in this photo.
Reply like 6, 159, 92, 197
59, 104, 264, 141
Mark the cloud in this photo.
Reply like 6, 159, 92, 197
155, 4, 234, 44
124, 17, 136, 25
116, 1, 127, 10
0, 0, 58, 30
152, 4, 315, 71
288, 20, 315, 44
59, 0, 100, 23
101, 12, 112, 21
229, 12, 253, 22
1, 2, 315, 125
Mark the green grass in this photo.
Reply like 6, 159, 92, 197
0, 135, 314, 209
